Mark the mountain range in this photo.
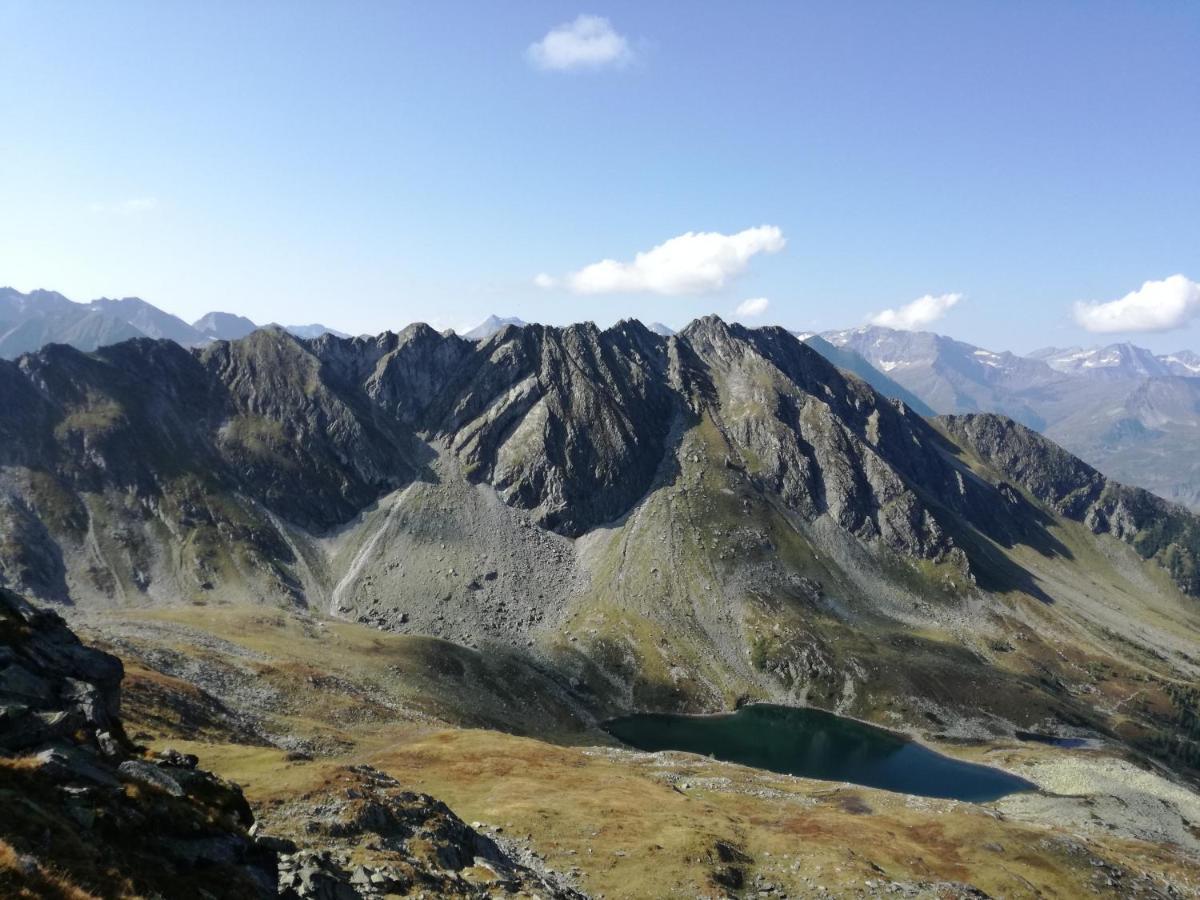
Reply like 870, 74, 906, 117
0, 287, 346, 357
5, 287, 1198, 514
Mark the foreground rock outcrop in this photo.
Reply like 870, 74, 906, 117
0, 585, 276, 896
0, 586, 583, 898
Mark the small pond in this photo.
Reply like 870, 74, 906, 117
604, 704, 1035, 803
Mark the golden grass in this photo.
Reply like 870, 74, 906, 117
155, 722, 1200, 900
0, 840, 99, 900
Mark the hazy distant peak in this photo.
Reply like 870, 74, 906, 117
88, 296, 206, 344
463, 315, 528, 340
648, 322, 675, 336
285, 323, 351, 339
192, 311, 258, 341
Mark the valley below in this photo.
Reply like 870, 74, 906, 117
58, 603, 1200, 898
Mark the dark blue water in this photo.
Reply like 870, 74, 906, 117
604, 704, 1035, 802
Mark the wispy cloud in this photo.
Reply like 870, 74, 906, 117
735, 297, 770, 318
869, 293, 961, 330
88, 197, 159, 216
536, 226, 785, 296
1073, 274, 1200, 334
526, 15, 634, 71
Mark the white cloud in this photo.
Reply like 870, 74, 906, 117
533, 272, 556, 289
868, 293, 961, 330
1073, 274, 1200, 334
735, 297, 770, 318
89, 197, 159, 216
526, 15, 633, 71
538, 225, 785, 295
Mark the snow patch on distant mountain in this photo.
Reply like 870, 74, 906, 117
1162, 351, 1200, 376
1030, 343, 1172, 378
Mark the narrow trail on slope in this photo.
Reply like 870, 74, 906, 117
329, 484, 415, 618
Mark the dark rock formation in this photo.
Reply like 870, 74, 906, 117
0, 585, 277, 897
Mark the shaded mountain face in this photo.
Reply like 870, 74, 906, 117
826, 325, 1200, 511
0, 317, 1198, 765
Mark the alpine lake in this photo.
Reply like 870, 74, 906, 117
605, 704, 1037, 803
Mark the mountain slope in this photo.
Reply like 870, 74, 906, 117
0, 302, 148, 360
1031, 343, 1173, 378
0, 318, 1197, 774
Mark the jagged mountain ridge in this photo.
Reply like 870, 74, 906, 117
1, 316, 1198, 756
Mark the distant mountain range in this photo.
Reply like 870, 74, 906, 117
819, 326, 1200, 510
0, 287, 347, 357
1030, 343, 1200, 377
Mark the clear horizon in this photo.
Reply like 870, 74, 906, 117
3, 2, 1198, 353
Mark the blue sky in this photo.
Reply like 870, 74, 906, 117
1, 1, 1198, 352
